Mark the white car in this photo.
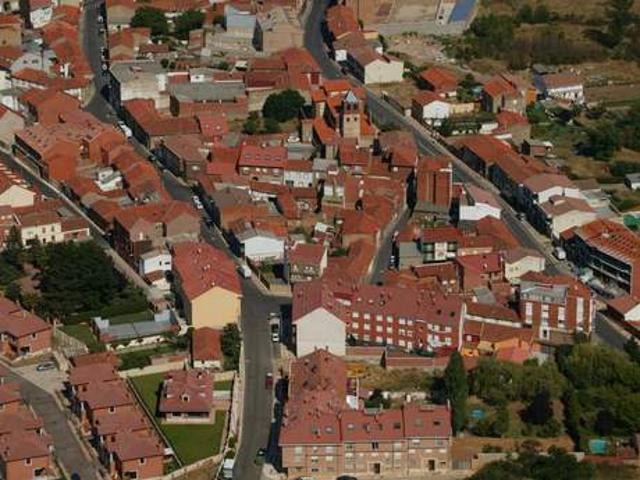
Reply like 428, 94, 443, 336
192, 195, 203, 210
118, 122, 132, 138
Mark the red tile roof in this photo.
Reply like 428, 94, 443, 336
192, 327, 222, 362
172, 241, 241, 299
419, 67, 458, 93
158, 369, 214, 414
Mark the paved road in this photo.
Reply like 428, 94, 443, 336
302, 0, 566, 276
3, 366, 101, 480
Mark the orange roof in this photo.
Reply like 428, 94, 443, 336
172, 241, 241, 299
419, 67, 458, 93
192, 327, 222, 362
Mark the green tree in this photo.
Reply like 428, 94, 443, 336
262, 89, 305, 123
437, 118, 454, 137
3, 226, 23, 270
444, 351, 468, 434
39, 242, 123, 319
605, 0, 635, 47
174, 10, 204, 40
221, 323, 241, 370
583, 121, 621, 160
624, 337, 640, 364
523, 389, 553, 426
131, 7, 168, 36
532, 4, 551, 23
4, 281, 21, 303
263, 116, 282, 134
492, 405, 510, 437
563, 387, 583, 449
243, 112, 259, 135
27, 238, 47, 269
517, 4, 533, 23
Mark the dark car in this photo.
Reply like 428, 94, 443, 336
254, 448, 266, 465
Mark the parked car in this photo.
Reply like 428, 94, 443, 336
192, 195, 203, 210
238, 263, 252, 279
554, 246, 567, 260
265, 373, 273, 389
270, 317, 280, 343
254, 448, 266, 466
36, 361, 56, 372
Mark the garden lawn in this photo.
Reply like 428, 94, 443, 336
108, 309, 154, 325
214, 380, 233, 391
60, 324, 102, 353
130, 373, 226, 465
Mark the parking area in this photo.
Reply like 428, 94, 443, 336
13, 362, 67, 395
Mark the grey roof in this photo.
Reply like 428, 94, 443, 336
93, 310, 176, 342
520, 281, 567, 304
110, 61, 165, 83
209, 187, 252, 209
168, 82, 245, 102
626, 173, 640, 183
224, 4, 256, 30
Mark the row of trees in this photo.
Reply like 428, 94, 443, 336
131, 7, 204, 39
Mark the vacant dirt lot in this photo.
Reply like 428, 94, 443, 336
390, 0, 439, 22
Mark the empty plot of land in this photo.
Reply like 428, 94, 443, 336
390, 0, 439, 22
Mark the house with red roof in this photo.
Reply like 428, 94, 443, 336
418, 67, 458, 98
0, 429, 53, 480
172, 241, 242, 330
455, 252, 504, 292
285, 242, 327, 283
158, 369, 215, 423
481, 73, 534, 115
112, 200, 200, 266
20, 88, 80, 125
108, 431, 164, 480
192, 327, 222, 369
237, 142, 287, 184
0, 296, 51, 360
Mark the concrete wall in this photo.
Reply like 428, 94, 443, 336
296, 308, 346, 357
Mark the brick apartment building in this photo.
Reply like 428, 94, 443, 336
415, 156, 452, 215
279, 349, 452, 479
292, 280, 464, 356
518, 272, 594, 342
563, 219, 640, 297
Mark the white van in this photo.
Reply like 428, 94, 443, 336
238, 263, 251, 279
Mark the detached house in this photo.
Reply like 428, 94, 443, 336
285, 242, 328, 283
158, 369, 214, 423
172, 241, 242, 330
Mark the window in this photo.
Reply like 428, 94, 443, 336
25, 458, 31, 465
139, 458, 146, 465
376, 325, 383, 333
372, 442, 379, 450
325, 446, 334, 453
294, 446, 303, 454
352, 312, 360, 318
108, 406, 115, 414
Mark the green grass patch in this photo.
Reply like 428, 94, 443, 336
60, 324, 102, 353
117, 345, 180, 371
131, 373, 226, 465
214, 380, 232, 391
108, 309, 154, 325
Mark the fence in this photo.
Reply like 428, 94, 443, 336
53, 326, 89, 359
119, 359, 189, 378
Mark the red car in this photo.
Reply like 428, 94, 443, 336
265, 373, 274, 389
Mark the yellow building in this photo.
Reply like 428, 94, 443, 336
172, 242, 242, 329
